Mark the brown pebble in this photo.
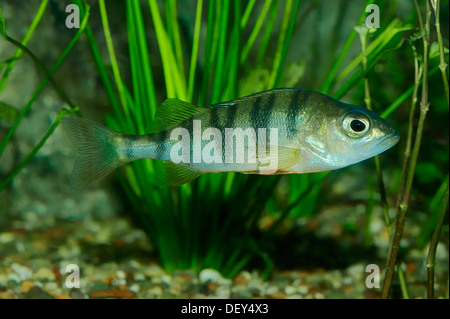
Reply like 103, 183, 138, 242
103, 274, 115, 286
269, 291, 286, 299
0, 291, 16, 299
89, 289, 136, 299
174, 273, 191, 281
364, 289, 381, 299
234, 274, 247, 285
21, 280, 35, 293
343, 285, 354, 293
207, 282, 218, 292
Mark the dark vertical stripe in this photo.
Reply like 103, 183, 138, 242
210, 108, 220, 131
249, 96, 262, 129
225, 104, 238, 129
260, 92, 275, 130
287, 89, 310, 138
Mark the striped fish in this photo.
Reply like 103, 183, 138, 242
62, 88, 399, 188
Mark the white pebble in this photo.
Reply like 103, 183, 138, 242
284, 285, 296, 295
11, 263, 32, 281
7, 272, 20, 283
265, 285, 279, 295
129, 283, 140, 293
199, 268, 231, 285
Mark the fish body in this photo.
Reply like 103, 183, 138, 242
62, 88, 399, 187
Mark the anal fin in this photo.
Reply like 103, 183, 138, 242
154, 160, 202, 186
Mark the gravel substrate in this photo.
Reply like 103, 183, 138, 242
0, 208, 447, 299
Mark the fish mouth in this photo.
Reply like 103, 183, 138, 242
377, 133, 400, 149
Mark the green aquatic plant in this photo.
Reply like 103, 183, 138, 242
71, 0, 305, 277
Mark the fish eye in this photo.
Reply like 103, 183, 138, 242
350, 119, 366, 132
342, 112, 370, 137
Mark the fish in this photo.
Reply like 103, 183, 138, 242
62, 88, 399, 188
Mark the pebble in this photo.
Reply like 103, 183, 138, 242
199, 268, 231, 285
109, 270, 127, 286
129, 283, 140, 293
0, 209, 445, 299
11, 263, 32, 281
20, 280, 35, 293
234, 274, 247, 285
89, 289, 136, 299
34, 267, 56, 281
284, 285, 297, 295
24, 286, 54, 299
69, 289, 86, 299
215, 286, 231, 298
144, 285, 163, 298
313, 292, 326, 299
133, 273, 145, 281
297, 283, 309, 295
0, 291, 16, 299
265, 285, 279, 296
7, 272, 21, 284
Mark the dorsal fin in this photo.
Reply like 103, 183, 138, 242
211, 89, 291, 108
148, 99, 208, 133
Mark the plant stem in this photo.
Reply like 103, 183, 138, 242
0, 0, 49, 91
382, 0, 432, 299
395, 43, 422, 220
187, 0, 203, 102
426, 178, 449, 298
268, 0, 300, 88
240, 0, 272, 64
430, 0, 449, 107
98, 0, 130, 118
398, 263, 410, 299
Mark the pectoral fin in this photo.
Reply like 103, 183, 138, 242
276, 146, 300, 171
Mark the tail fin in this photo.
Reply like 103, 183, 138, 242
62, 115, 127, 188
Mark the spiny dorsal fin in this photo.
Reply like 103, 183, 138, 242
148, 99, 208, 133
154, 160, 202, 186
211, 89, 290, 108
